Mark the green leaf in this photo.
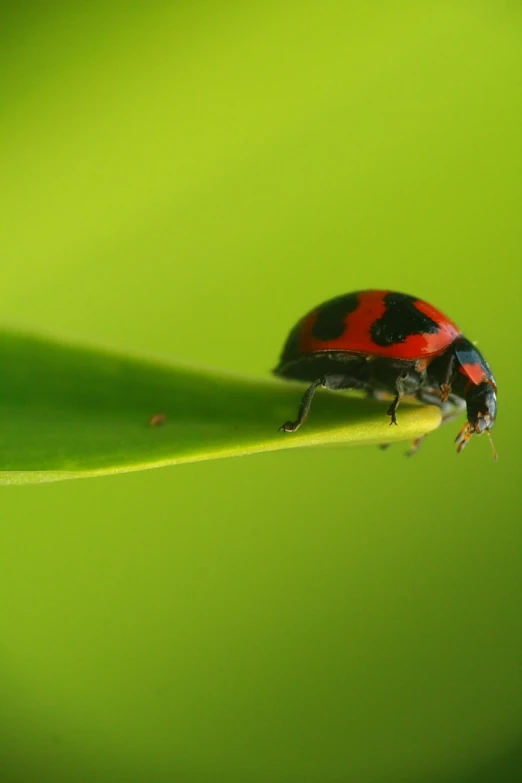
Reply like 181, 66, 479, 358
0, 330, 442, 485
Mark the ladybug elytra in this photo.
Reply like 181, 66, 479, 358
273, 290, 497, 457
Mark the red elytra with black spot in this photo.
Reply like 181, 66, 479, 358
293, 289, 462, 360
274, 289, 497, 457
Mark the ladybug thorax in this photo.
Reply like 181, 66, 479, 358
453, 337, 496, 390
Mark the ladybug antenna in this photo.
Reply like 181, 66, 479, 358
486, 429, 498, 461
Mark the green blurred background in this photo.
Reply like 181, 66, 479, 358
1, 1, 521, 781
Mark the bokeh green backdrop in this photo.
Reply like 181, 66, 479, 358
1, 1, 521, 781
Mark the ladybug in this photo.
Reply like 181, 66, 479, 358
273, 290, 497, 457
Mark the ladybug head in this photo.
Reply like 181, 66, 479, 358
451, 338, 497, 458
456, 381, 497, 459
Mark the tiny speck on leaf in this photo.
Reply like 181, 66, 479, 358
149, 413, 166, 427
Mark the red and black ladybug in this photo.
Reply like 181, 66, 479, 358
273, 290, 497, 457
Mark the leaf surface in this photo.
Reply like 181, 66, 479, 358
0, 331, 442, 484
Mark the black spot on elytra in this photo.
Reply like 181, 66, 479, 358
312, 293, 359, 341
370, 292, 439, 346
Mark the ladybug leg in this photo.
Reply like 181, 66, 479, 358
387, 393, 402, 425
380, 434, 426, 457
387, 371, 423, 426
405, 388, 466, 455
386, 376, 407, 425
416, 388, 466, 420
279, 374, 368, 433
406, 435, 426, 457
439, 351, 457, 402
279, 377, 324, 432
